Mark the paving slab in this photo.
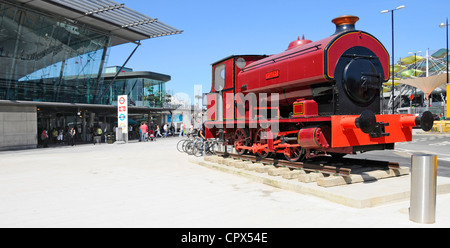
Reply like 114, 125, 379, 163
191, 156, 450, 209
0, 137, 449, 228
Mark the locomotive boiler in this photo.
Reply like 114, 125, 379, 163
205, 15, 433, 162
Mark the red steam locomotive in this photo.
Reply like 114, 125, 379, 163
204, 15, 433, 162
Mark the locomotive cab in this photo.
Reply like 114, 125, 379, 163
206, 55, 267, 139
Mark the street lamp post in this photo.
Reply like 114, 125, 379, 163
408, 51, 422, 113
382, 5, 405, 114
440, 18, 449, 85
408, 51, 422, 77
440, 18, 449, 119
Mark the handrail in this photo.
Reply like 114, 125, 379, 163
241, 45, 322, 72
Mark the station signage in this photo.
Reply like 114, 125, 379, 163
118, 95, 128, 133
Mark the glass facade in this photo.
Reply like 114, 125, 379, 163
144, 78, 167, 107
0, 0, 180, 149
0, 1, 111, 104
106, 74, 168, 108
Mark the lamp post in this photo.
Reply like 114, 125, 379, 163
408, 51, 422, 113
408, 51, 422, 77
381, 5, 405, 114
439, 18, 449, 119
439, 18, 449, 85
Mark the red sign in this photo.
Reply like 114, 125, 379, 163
409, 94, 415, 101
119, 106, 126, 112
119, 97, 126, 104
266, 69, 280, 80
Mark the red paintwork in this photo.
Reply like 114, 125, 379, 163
331, 114, 413, 148
209, 55, 268, 124
204, 17, 413, 159
325, 31, 389, 80
298, 126, 330, 149
287, 36, 313, 50
236, 38, 330, 95
235, 31, 389, 104
293, 99, 318, 117
210, 55, 267, 93
206, 93, 217, 121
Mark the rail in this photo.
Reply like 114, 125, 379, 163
215, 151, 400, 177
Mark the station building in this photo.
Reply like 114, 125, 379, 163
0, 0, 182, 150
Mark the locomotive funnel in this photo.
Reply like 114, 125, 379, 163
332, 15, 359, 34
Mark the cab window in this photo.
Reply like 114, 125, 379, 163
214, 64, 225, 91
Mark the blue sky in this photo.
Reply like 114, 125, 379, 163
106, 0, 450, 101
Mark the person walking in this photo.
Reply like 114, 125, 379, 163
179, 123, 185, 137
51, 129, 58, 144
41, 129, 48, 148
57, 129, 64, 144
94, 126, 102, 144
155, 125, 162, 138
68, 127, 76, 146
163, 123, 168, 138
140, 122, 148, 142
198, 123, 206, 155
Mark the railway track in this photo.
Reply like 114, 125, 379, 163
215, 151, 400, 177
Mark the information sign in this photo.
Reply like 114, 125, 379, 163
118, 95, 128, 133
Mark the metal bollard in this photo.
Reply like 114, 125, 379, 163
409, 154, 437, 224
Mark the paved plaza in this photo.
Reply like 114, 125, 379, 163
0, 137, 450, 228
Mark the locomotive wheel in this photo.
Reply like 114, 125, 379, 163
255, 128, 272, 158
284, 146, 305, 162
234, 128, 249, 155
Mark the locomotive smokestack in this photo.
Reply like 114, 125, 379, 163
332, 15, 359, 35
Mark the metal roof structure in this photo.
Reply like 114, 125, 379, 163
384, 48, 449, 96
103, 70, 171, 83
13, 0, 183, 46
0, 99, 175, 115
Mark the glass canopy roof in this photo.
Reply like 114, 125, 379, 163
13, 0, 183, 45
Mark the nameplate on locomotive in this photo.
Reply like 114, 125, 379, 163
265, 69, 280, 80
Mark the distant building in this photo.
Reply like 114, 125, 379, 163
104, 66, 134, 74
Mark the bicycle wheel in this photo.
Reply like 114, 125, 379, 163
193, 142, 203, 157
182, 139, 192, 153
205, 140, 218, 155
177, 139, 187, 152
185, 141, 194, 155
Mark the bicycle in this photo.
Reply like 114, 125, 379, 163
179, 136, 200, 155
185, 137, 201, 155
204, 139, 219, 156
177, 136, 192, 153
177, 135, 198, 153
192, 139, 204, 157
192, 138, 219, 157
